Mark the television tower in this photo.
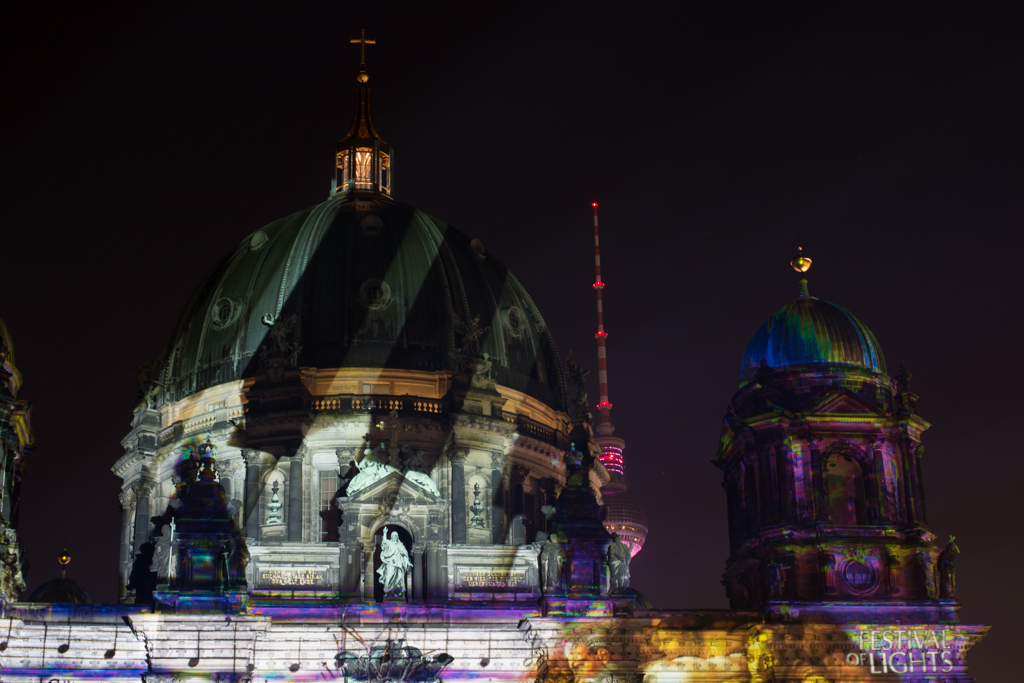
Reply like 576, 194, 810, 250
590, 203, 648, 556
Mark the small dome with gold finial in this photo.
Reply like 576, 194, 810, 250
739, 244, 886, 384
27, 550, 91, 604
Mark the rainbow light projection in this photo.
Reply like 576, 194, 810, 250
0, 41, 988, 683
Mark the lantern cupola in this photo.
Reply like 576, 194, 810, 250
331, 29, 392, 197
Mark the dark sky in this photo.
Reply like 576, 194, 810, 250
2, 2, 1021, 677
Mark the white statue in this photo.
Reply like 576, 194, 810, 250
346, 459, 399, 496
345, 454, 440, 498
376, 527, 412, 596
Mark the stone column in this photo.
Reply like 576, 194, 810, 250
242, 449, 262, 542
450, 449, 468, 544
117, 484, 139, 601
288, 448, 305, 542
133, 477, 156, 556
363, 544, 375, 602
412, 542, 425, 603
911, 443, 927, 523
872, 442, 889, 523
809, 440, 825, 522
899, 439, 917, 525
490, 452, 505, 545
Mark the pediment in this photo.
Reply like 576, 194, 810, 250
806, 387, 883, 415
346, 470, 440, 504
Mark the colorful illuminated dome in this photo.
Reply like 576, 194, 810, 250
739, 296, 886, 385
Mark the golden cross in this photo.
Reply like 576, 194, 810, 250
350, 29, 376, 75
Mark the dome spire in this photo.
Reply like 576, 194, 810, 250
331, 30, 392, 198
790, 241, 812, 296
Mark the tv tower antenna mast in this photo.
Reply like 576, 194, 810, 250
590, 202, 648, 556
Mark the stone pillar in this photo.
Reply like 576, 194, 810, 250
911, 443, 927, 523
117, 484, 139, 601
288, 449, 305, 542
809, 440, 825, 522
133, 478, 155, 556
412, 542, 425, 603
242, 449, 262, 542
872, 442, 889, 523
363, 544, 375, 602
490, 452, 505, 545
450, 449, 468, 544
758, 446, 774, 523
900, 439, 917, 524
339, 542, 362, 596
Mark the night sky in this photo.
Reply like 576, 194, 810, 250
2, 3, 1021, 677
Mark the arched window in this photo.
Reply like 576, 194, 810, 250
824, 452, 867, 525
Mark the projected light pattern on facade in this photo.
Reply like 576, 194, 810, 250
0, 35, 988, 683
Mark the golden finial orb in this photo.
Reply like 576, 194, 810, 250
58, 549, 71, 566
790, 245, 812, 273
357, 71, 369, 84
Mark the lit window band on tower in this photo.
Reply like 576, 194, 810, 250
591, 203, 648, 557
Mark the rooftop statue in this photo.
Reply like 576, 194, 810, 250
607, 533, 631, 593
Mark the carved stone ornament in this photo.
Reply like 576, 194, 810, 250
241, 448, 263, 466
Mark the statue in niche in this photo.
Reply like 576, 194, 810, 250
150, 521, 178, 584
455, 313, 489, 358
938, 535, 959, 599
260, 312, 301, 367
377, 527, 412, 596
540, 534, 566, 594
469, 483, 487, 529
606, 533, 632, 593
565, 351, 592, 423
266, 481, 284, 524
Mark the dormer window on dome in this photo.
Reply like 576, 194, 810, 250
332, 31, 392, 197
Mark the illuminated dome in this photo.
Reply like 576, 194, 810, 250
152, 196, 566, 410
603, 489, 649, 558
739, 296, 885, 384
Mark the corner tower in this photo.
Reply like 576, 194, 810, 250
716, 248, 955, 622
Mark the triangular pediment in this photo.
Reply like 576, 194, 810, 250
346, 470, 440, 503
806, 387, 883, 415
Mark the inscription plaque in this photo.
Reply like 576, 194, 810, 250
455, 569, 528, 591
257, 566, 329, 589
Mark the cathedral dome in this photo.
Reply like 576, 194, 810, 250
740, 296, 886, 384
154, 195, 566, 410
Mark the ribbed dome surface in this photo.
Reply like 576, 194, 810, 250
156, 195, 565, 409
603, 490, 649, 557
740, 296, 886, 383
28, 577, 91, 604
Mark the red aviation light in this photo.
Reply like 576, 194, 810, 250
592, 280, 605, 289
592, 202, 599, 207
597, 400, 613, 408
595, 331, 608, 338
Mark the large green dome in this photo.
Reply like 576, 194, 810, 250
740, 295, 886, 384
154, 194, 566, 409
